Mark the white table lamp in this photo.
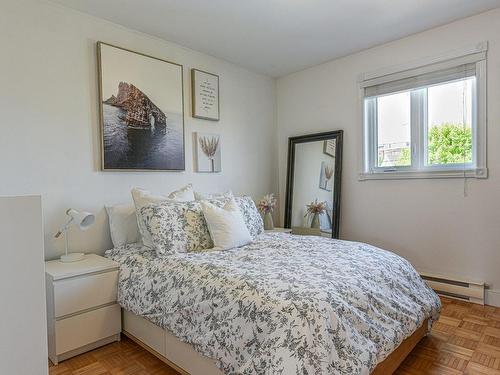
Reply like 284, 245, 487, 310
55, 208, 95, 262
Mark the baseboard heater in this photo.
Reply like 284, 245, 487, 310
420, 272, 485, 305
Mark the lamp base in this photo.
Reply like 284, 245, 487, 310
60, 252, 85, 263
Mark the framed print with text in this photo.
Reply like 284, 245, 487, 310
191, 69, 219, 121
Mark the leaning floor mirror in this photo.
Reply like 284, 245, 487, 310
284, 130, 343, 238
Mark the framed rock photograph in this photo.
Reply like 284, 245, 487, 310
195, 132, 221, 172
97, 42, 185, 171
191, 69, 219, 121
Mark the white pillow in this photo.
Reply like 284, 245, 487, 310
131, 184, 194, 248
201, 198, 252, 250
194, 190, 233, 201
105, 204, 140, 247
168, 184, 195, 201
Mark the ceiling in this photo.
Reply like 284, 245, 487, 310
52, 0, 500, 77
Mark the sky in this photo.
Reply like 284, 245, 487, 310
100, 44, 183, 115
377, 77, 474, 145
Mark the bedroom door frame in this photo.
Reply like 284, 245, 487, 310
284, 130, 343, 238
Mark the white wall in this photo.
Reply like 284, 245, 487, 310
277, 8, 500, 305
0, 196, 48, 375
0, 0, 277, 259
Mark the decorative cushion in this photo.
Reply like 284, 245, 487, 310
168, 184, 195, 201
131, 185, 194, 248
201, 199, 252, 250
233, 196, 264, 238
194, 194, 263, 238
194, 190, 233, 201
140, 199, 226, 255
105, 204, 140, 247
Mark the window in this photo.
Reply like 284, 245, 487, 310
376, 91, 411, 168
360, 43, 487, 180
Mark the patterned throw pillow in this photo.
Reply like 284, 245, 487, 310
233, 196, 264, 238
140, 199, 225, 255
131, 185, 194, 249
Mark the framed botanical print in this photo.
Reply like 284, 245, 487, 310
319, 161, 334, 191
97, 42, 185, 171
191, 69, 219, 121
195, 132, 221, 172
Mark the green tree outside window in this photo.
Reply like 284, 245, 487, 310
427, 123, 472, 165
395, 123, 472, 166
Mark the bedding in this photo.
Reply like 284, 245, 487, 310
201, 198, 252, 250
194, 190, 234, 201
168, 184, 196, 201
140, 199, 218, 254
105, 204, 140, 247
131, 185, 195, 248
139, 196, 264, 256
106, 233, 440, 375
232, 196, 264, 238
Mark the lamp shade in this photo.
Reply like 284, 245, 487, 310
66, 208, 95, 231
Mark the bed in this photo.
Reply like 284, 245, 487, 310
105, 233, 441, 375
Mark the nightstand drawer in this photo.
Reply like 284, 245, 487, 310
54, 270, 118, 317
55, 303, 121, 355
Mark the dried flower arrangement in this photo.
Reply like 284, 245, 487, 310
305, 199, 327, 229
305, 199, 327, 217
257, 193, 277, 214
258, 193, 277, 230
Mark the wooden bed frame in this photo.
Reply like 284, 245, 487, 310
122, 309, 429, 375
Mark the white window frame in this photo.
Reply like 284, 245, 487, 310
359, 42, 487, 180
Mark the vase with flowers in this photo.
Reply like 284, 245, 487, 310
257, 193, 277, 230
305, 199, 326, 229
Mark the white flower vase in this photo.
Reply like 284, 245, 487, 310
310, 213, 320, 229
263, 212, 274, 230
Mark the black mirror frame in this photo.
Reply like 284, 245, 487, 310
284, 130, 343, 238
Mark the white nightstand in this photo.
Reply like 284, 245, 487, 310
45, 254, 121, 365
265, 227, 293, 233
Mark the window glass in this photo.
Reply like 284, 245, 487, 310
427, 78, 474, 165
376, 91, 411, 167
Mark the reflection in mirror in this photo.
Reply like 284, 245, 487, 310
292, 141, 335, 232
285, 131, 343, 238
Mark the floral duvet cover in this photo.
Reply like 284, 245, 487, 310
105, 233, 440, 375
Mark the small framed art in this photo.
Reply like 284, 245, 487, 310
195, 132, 221, 172
323, 139, 336, 157
319, 161, 334, 191
191, 69, 219, 121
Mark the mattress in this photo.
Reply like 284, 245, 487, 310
105, 233, 440, 375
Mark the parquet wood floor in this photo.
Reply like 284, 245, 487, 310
395, 297, 500, 375
49, 297, 500, 375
